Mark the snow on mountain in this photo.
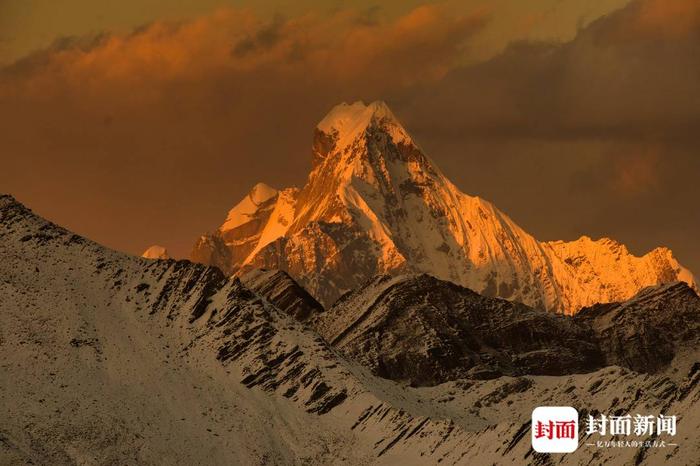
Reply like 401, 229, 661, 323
3, 194, 700, 465
141, 244, 169, 259
0, 194, 475, 464
191, 101, 697, 313
247, 187, 297, 259
220, 182, 278, 233
316, 101, 411, 154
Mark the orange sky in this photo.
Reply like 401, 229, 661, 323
0, 0, 633, 65
1, 0, 699, 275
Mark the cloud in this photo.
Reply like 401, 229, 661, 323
404, 0, 700, 143
0, 5, 487, 99
609, 0, 700, 40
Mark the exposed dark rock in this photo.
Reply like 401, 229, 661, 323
575, 281, 700, 373
314, 274, 603, 386
240, 268, 324, 322
316, 274, 700, 386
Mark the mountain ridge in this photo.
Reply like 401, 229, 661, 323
3, 192, 700, 465
191, 101, 696, 313
0, 192, 467, 464
313, 272, 700, 386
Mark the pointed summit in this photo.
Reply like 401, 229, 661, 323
312, 101, 412, 167
221, 182, 278, 233
190, 181, 296, 275
192, 101, 697, 312
248, 182, 277, 204
317, 101, 398, 134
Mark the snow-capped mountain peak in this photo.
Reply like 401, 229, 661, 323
221, 182, 278, 233
193, 101, 697, 313
313, 101, 413, 167
141, 245, 169, 259
317, 101, 404, 140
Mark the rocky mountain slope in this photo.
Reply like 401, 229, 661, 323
314, 274, 700, 387
2, 194, 699, 465
575, 281, 700, 373
315, 274, 599, 386
239, 268, 324, 322
191, 101, 696, 313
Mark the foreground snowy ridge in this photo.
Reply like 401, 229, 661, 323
2, 194, 699, 465
192, 101, 696, 313
0, 194, 463, 464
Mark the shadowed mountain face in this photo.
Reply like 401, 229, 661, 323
313, 274, 700, 386
239, 268, 324, 322
315, 274, 601, 386
575, 281, 700, 373
2, 194, 700, 465
191, 101, 696, 313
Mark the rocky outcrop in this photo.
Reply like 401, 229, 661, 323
240, 268, 324, 322
315, 274, 599, 386
575, 281, 700, 373
190, 232, 232, 273
316, 274, 700, 386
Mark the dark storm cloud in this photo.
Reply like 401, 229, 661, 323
352, 6, 382, 27
1, 33, 109, 77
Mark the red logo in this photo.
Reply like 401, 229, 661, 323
532, 406, 579, 453
534, 420, 577, 440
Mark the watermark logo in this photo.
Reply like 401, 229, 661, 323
531, 407, 679, 453
584, 414, 678, 449
531, 406, 579, 453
